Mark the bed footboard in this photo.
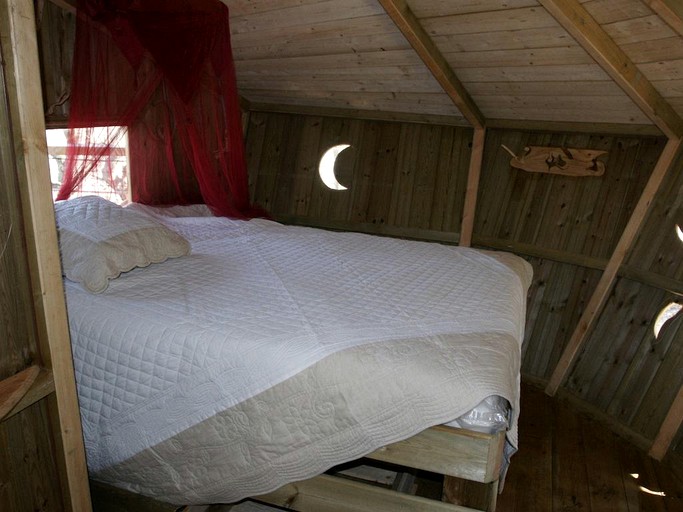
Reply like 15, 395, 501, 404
253, 426, 505, 512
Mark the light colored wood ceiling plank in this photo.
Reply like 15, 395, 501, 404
234, 32, 410, 60
651, 79, 683, 97
456, 63, 610, 83
621, 37, 683, 63
488, 118, 663, 136
546, 137, 683, 395
249, 101, 470, 126
637, 59, 683, 81
474, 95, 652, 124
230, 0, 385, 34
431, 27, 575, 52
421, 7, 560, 36
468, 80, 627, 96
230, 14, 401, 48
225, 0, 330, 18
539, 0, 683, 138
642, 0, 683, 37
442, 46, 594, 68
238, 78, 445, 93
581, 0, 653, 24
603, 14, 677, 44
377, 0, 484, 127
407, 0, 538, 19
234, 49, 421, 68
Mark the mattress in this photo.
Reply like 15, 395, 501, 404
63, 204, 532, 504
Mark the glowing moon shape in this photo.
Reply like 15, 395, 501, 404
677, 224, 683, 243
654, 302, 682, 338
319, 144, 350, 190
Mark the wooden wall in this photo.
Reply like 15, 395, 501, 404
245, 109, 683, 455
0, 31, 64, 512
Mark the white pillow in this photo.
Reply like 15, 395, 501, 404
54, 196, 190, 293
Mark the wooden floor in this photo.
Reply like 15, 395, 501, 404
497, 384, 683, 512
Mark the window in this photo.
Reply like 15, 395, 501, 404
319, 144, 351, 191
46, 127, 130, 204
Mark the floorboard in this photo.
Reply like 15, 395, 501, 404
497, 385, 683, 512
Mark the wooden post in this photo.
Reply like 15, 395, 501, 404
460, 127, 486, 247
546, 137, 683, 395
650, 384, 683, 460
1, 0, 92, 509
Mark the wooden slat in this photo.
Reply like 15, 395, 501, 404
641, 0, 683, 37
460, 127, 485, 246
2, 369, 55, 421
255, 473, 479, 512
377, 0, 485, 128
546, 137, 683, 395
367, 426, 505, 483
649, 372, 683, 460
539, 0, 683, 139
2, 0, 91, 509
0, 365, 40, 422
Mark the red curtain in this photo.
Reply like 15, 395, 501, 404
57, 0, 263, 219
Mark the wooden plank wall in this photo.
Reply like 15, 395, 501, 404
0, 31, 64, 512
36, 0, 75, 127
245, 110, 683, 453
246, 111, 472, 237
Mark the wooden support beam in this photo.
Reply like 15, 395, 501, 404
2, 0, 91, 509
376, 0, 485, 129
546, 137, 683, 396
539, 0, 683, 139
459, 127, 486, 247
650, 384, 683, 460
642, 0, 683, 37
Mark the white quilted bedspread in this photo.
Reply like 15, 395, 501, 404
64, 211, 532, 478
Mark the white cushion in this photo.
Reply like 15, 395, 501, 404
55, 196, 190, 293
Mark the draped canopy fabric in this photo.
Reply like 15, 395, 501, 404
57, 0, 263, 219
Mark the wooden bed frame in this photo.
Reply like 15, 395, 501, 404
252, 425, 504, 512
91, 425, 505, 512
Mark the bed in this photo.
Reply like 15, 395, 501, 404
55, 195, 532, 512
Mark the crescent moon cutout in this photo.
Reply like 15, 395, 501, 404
677, 224, 683, 243
319, 144, 350, 190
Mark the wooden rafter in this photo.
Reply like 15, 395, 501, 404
377, 0, 486, 129
643, 0, 683, 37
539, 0, 683, 139
650, 383, 683, 460
459, 127, 486, 247
546, 137, 683, 396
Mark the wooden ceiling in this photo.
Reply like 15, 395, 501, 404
225, 0, 683, 134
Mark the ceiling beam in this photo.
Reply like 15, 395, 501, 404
546, 137, 683, 396
642, 0, 683, 37
539, 0, 683, 139
377, 0, 485, 129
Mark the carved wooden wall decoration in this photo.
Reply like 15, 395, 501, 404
502, 145, 607, 176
